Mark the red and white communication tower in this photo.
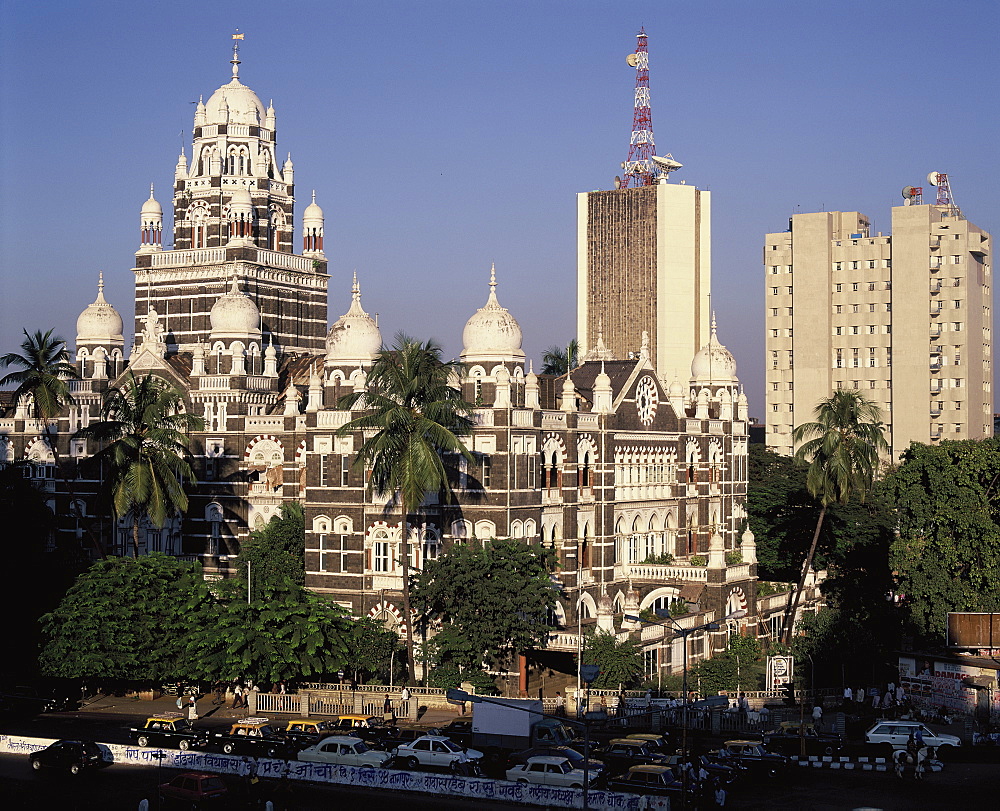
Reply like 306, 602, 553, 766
620, 28, 656, 188
927, 172, 962, 218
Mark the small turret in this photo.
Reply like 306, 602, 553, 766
283, 380, 301, 416
525, 361, 540, 409
138, 185, 163, 253
265, 99, 275, 130
493, 365, 512, 409
194, 95, 206, 127
175, 150, 188, 181
302, 191, 325, 256
306, 362, 323, 412
592, 362, 613, 414
561, 373, 577, 413
263, 337, 278, 377
741, 528, 757, 566
282, 153, 294, 184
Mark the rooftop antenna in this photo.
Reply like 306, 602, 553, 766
901, 185, 923, 206
926, 172, 962, 218
620, 29, 657, 188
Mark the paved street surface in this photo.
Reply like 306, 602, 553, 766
1, 693, 997, 809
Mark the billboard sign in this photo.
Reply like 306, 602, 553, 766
767, 655, 794, 690
947, 612, 1000, 649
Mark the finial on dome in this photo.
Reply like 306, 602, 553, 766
490, 262, 496, 293
148, 183, 155, 199
229, 274, 240, 295
230, 30, 244, 79
98, 270, 105, 296
352, 271, 360, 299
711, 311, 718, 338
312, 190, 317, 204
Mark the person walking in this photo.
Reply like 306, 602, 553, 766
843, 686, 853, 706
812, 703, 823, 727
175, 694, 184, 712
187, 694, 198, 721
400, 686, 411, 718
232, 684, 244, 710
555, 691, 566, 716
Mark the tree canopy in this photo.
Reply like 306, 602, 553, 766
887, 438, 1000, 640
541, 340, 579, 376
582, 629, 643, 690
0, 328, 77, 424
412, 537, 557, 675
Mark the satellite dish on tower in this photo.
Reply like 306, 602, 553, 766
927, 172, 941, 186
902, 186, 916, 199
614, 176, 622, 189
652, 154, 683, 173
626, 53, 639, 67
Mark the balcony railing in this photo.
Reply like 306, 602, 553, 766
626, 563, 708, 582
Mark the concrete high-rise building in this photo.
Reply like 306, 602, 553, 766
577, 179, 711, 382
765, 200, 992, 459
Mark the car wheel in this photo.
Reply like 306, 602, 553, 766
31, 759, 42, 771
137, 735, 150, 747
570, 783, 582, 789
223, 742, 235, 755
823, 745, 835, 756
69, 763, 83, 776
179, 739, 191, 751
470, 762, 482, 777
450, 760, 462, 775
406, 757, 420, 770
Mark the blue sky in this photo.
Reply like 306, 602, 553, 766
1, 0, 997, 415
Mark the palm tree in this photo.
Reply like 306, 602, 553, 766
781, 390, 888, 643
0, 328, 78, 443
76, 372, 203, 557
338, 334, 475, 685
541, 340, 579, 375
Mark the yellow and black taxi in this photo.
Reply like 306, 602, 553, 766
280, 718, 339, 749
211, 717, 288, 757
129, 712, 210, 751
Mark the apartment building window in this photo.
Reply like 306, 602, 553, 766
952, 255, 962, 264
787, 265, 793, 273
787, 328, 793, 337
869, 282, 876, 291
772, 329, 779, 337
835, 283, 842, 292
869, 348, 877, 367
771, 266, 779, 274
787, 307, 793, 315
886, 349, 892, 367
869, 304, 876, 312
772, 382, 779, 390
787, 350, 793, 367
788, 382, 793, 390
868, 260, 876, 269
853, 305, 860, 313
885, 260, 891, 268
954, 300, 962, 309
869, 325, 876, 334
953, 278, 962, 287
852, 282, 859, 291
341, 455, 350, 486
786, 287, 793, 294
771, 308, 778, 316
955, 424, 962, 433
319, 454, 330, 487
834, 262, 842, 271
955, 401, 962, 410
835, 327, 842, 335
771, 287, 779, 295
953, 322, 962, 332
772, 350, 779, 369
835, 349, 843, 368
835, 305, 843, 313
851, 261, 859, 269
954, 348, 962, 365
772, 404, 779, 412
852, 326, 859, 334
885, 325, 892, 334
886, 303, 892, 312
788, 404, 794, 411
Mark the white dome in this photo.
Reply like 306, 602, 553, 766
76, 273, 124, 345
461, 265, 524, 363
691, 316, 737, 384
140, 186, 162, 216
303, 190, 323, 223
210, 277, 261, 338
228, 186, 253, 210
204, 78, 265, 126
326, 276, 382, 364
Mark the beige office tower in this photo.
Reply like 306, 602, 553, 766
577, 179, 711, 381
765, 202, 992, 459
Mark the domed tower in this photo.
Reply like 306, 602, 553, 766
325, 274, 381, 372
137, 185, 163, 253
76, 272, 125, 379
208, 277, 262, 375
131, 36, 329, 357
461, 265, 525, 406
689, 314, 740, 408
302, 191, 325, 258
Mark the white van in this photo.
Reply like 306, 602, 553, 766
865, 720, 961, 751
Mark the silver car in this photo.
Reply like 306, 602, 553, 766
865, 721, 961, 752
506, 755, 598, 788
394, 735, 483, 774
297, 735, 392, 768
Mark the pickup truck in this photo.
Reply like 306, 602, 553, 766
129, 713, 210, 751
211, 717, 289, 757
467, 699, 582, 763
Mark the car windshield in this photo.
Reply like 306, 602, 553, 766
442, 740, 463, 752
353, 742, 369, 754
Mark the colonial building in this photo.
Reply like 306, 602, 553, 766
1, 43, 802, 686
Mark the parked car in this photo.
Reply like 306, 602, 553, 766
211, 717, 288, 757
715, 739, 789, 777
29, 740, 106, 775
334, 715, 398, 740
625, 733, 670, 753
762, 722, 843, 756
865, 721, 962, 753
130, 712, 210, 751
507, 745, 605, 776
158, 772, 229, 805
279, 719, 339, 749
593, 738, 668, 772
394, 734, 484, 774
297, 735, 393, 768
605, 764, 687, 797
376, 727, 428, 750
505, 755, 599, 788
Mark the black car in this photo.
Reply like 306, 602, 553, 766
606, 764, 688, 797
508, 745, 606, 776
762, 722, 843, 756
29, 740, 106, 775
130, 713, 211, 751
593, 739, 668, 773
715, 739, 790, 777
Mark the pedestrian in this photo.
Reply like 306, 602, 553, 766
870, 688, 880, 709
759, 704, 771, 731
644, 688, 652, 706
187, 694, 198, 721
401, 686, 411, 717
812, 704, 823, 726
383, 694, 394, 722
893, 749, 907, 778
176, 693, 184, 711
232, 684, 244, 709
714, 778, 727, 807
896, 685, 905, 704
887, 680, 896, 696
843, 686, 853, 705
738, 692, 749, 720
555, 691, 566, 716
915, 746, 929, 780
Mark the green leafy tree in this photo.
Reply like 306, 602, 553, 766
183, 575, 356, 685
887, 438, 1000, 640
688, 635, 765, 695
76, 372, 203, 557
582, 630, 643, 689
39, 553, 210, 681
348, 618, 403, 684
541, 340, 579, 376
236, 502, 306, 593
337, 334, 475, 685
782, 391, 888, 642
413, 538, 557, 677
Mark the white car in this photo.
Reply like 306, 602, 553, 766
394, 735, 483, 773
297, 735, 392, 768
865, 721, 962, 752
506, 755, 598, 788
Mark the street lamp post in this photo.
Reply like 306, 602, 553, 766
625, 608, 747, 806
446, 689, 593, 811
